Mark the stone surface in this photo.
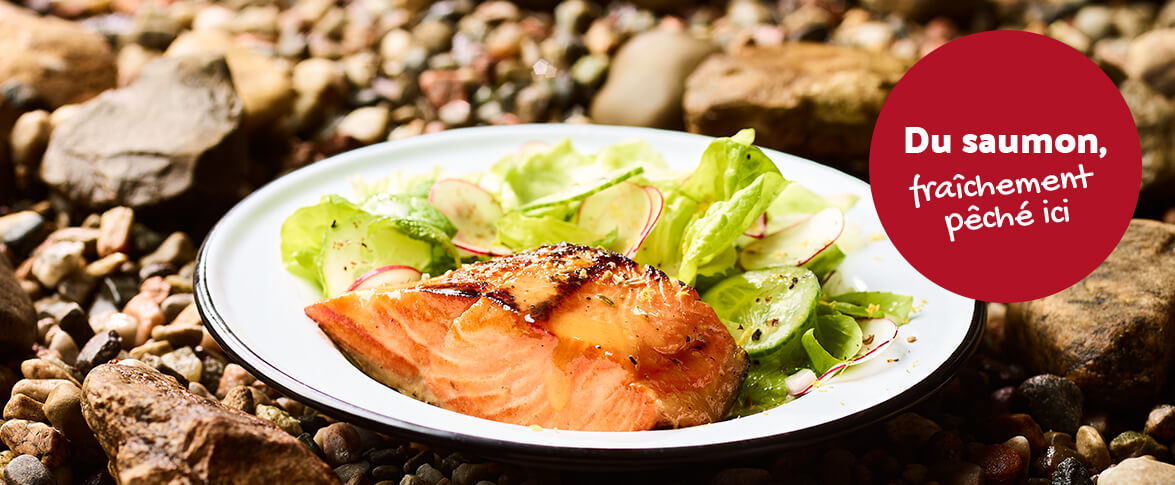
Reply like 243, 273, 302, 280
1014, 374, 1083, 434
43, 382, 89, 443
1099, 457, 1175, 485
315, 422, 364, 467
684, 42, 909, 172
81, 364, 340, 483
4, 394, 47, 422
1110, 431, 1168, 461
1076, 425, 1111, 472
0, 249, 37, 354
591, 29, 718, 130
97, 206, 134, 257
1119, 79, 1175, 205
1052, 456, 1093, 485
1145, 404, 1175, 441
2, 454, 53, 485
40, 55, 249, 214
0, 3, 117, 108
76, 330, 123, 375
166, 29, 294, 132
1009, 220, 1175, 406
1125, 29, 1175, 98
0, 419, 69, 467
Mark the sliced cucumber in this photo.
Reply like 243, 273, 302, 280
702, 266, 821, 357
518, 166, 644, 213
319, 214, 433, 297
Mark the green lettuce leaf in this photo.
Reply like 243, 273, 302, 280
826, 291, 915, 323
280, 195, 364, 285
801, 312, 863, 374
494, 212, 612, 250
678, 171, 787, 284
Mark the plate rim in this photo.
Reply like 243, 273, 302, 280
194, 124, 986, 469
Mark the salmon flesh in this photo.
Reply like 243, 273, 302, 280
304, 243, 749, 431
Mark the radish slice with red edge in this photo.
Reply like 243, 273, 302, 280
347, 265, 422, 292
428, 178, 511, 257
577, 182, 663, 258
739, 207, 845, 270
743, 213, 767, 238
791, 317, 901, 397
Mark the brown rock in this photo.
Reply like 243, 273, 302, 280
40, 55, 249, 214
217, 363, 256, 399
20, 359, 79, 387
97, 206, 134, 257
592, 30, 718, 130
1120, 79, 1175, 206
0, 419, 70, 467
684, 42, 910, 173
81, 364, 340, 483
976, 444, 1021, 485
1009, 220, 1175, 406
0, 3, 117, 108
3, 393, 47, 422
1100, 457, 1175, 485
0, 248, 37, 354
1125, 29, 1175, 98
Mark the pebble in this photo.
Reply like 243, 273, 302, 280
76, 330, 122, 374
140, 232, 195, 268
316, 422, 365, 467
42, 382, 87, 442
1051, 456, 1093, 485
338, 105, 391, 144
438, 100, 472, 126
1110, 431, 1169, 461
450, 463, 491, 485
1045, 431, 1076, 451
160, 293, 194, 322
0, 419, 69, 468
1099, 457, 1175, 484
4, 394, 47, 422
1015, 374, 1083, 434
885, 412, 943, 448
3, 454, 53, 485
256, 404, 303, 436
337, 461, 372, 482
991, 414, 1046, 454
217, 363, 256, 398
97, 206, 133, 257
126, 293, 166, 347
1033, 445, 1087, 478
413, 20, 454, 53
47, 330, 78, 364
1076, 425, 1111, 472
222, 385, 255, 414
416, 463, 444, 484
19, 359, 79, 386
160, 346, 203, 383
11, 379, 71, 402
10, 110, 52, 170
1144, 404, 1175, 441
150, 324, 203, 349
1004, 435, 1031, 465
31, 241, 85, 288
373, 465, 404, 482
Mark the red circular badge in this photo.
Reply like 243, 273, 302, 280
870, 31, 1140, 303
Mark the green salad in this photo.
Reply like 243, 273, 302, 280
280, 129, 914, 417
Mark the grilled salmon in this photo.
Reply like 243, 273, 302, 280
304, 243, 748, 431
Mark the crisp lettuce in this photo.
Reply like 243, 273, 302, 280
280, 195, 365, 284
825, 291, 914, 323
494, 212, 612, 250
801, 312, 863, 374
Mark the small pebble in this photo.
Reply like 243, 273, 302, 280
1033, 446, 1087, 478
416, 463, 444, 484
1144, 404, 1175, 442
1076, 425, 1111, 472
373, 464, 404, 482
256, 404, 303, 436
317, 422, 365, 467
3, 394, 47, 422
1015, 375, 1083, 434
336, 461, 372, 482
3, 454, 53, 485
451, 463, 490, 485
1110, 431, 1169, 461
1051, 456, 1092, 485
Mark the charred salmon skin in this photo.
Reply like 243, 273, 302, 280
304, 243, 749, 431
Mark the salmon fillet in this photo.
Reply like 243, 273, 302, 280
304, 243, 748, 431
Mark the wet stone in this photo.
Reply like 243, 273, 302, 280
76, 330, 122, 374
1051, 456, 1092, 485
1076, 425, 1111, 472
1033, 446, 1086, 478
1015, 375, 1084, 434
1110, 431, 1169, 461
1045, 432, 1076, 450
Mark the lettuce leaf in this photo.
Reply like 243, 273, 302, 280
826, 291, 914, 323
633, 190, 697, 278
801, 312, 863, 374
280, 195, 365, 285
494, 212, 612, 250
678, 171, 787, 284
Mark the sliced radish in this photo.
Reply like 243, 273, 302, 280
850, 318, 900, 365
348, 265, 423, 292
428, 178, 510, 257
784, 368, 817, 396
739, 207, 845, 270
792, 317, 900, 397
577, 182, 663, 258
743, 213, 767, 238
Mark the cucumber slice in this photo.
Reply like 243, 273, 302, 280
518, 166, 644, 213
319, 214, 433, 297
702, 266, 821, 357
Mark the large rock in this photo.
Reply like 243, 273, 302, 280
1009, 220, 1175, 406
0, 248, 37, 355
82, 364, 340, 484
40, 55, 249, 214
166, 30, 294, 132
0, 3, 116, 109
590, 30, 718, 130
1125, 29, 1175, 99
684, 43, 909, 173
1120, 79, 1175, 206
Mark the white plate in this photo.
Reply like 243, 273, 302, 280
195, 124, 982, 468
